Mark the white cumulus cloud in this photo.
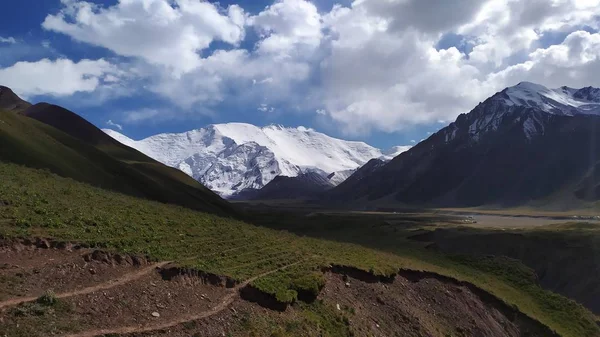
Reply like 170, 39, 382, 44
0, 58, 120, 98
42, 0, 246, 74
4, 0, 599, 135
488, 30, 600, 89
315, 0, 600, 134
249, 0, 323, 57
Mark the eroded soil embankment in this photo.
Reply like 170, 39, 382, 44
0, 239, 559, 337
100, 264, 561, 337
316, 266, 558, 337
235, 262, 558, 337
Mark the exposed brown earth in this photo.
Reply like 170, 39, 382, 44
320, 270, 554, 337
0, 241, 157, 303
62, 271, 234, 337
0, 243, 557, 337
0, 261, 167, 310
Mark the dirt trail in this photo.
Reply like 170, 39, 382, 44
0, 262, 170, 310
65, 261, 301, 337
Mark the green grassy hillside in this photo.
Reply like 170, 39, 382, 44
0, 108, 234, 216
407, 223, 600, 314
0, 162, 598, 337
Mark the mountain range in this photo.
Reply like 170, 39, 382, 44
5, 81, 600, 208
326, 82, 600, 207
103, 125, 409, 197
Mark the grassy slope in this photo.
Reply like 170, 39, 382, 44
0, 109, 234, 216
0, 163, 598, 337
407, 222, 600, 314
245, 209, 600, 337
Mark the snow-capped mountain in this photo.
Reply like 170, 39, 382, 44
502, 82, 600, 115
327, 82, 600, 207
442, 82, 600, 143
103, 123, 407, 197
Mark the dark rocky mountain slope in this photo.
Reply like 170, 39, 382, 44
235, 171, 334, 200
327, 82, 600, 207
0, 86, 31, 112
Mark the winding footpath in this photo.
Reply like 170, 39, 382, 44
64, 261, 301, 337
0, 262, 171, 310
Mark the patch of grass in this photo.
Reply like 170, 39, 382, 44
233, 302, 352, 337
298, 302, 353, 337
10, 291, 62, 317
450, 255, 538, 288
182, 320, 197, 330
36, 290, 58, 307
11, 303, 48, 317
291, 272, 326, 297
3, 293, 77, 337
250, 262, 326, 304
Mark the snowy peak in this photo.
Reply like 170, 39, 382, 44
441, 82, 600, 144
572, 86, 600, 102
103, 129, 135, 147
102, 123, 408, 197
208, 122, 388, 174
499, 82, 600, 116
326, 82, 600, 207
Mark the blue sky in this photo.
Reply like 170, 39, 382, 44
0, 0, 435, 149
1, 0, 599, 149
